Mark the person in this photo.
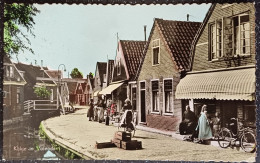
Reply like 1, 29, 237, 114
98, 99, 105, 123
179, 105, 196, 135
93, 100, 99, 121
119, 99, 134, 131
87, 99, 94, 121
212, 112, 221, 138
195, 105, 213, 143
122, 98, 132, 112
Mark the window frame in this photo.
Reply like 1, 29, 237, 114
209, 12, 251, 61
152, 39, 160, 66
163, 78, 174, 115
117, 58, 121, 76
150, 79, 160, 114
17, 87, 20, 104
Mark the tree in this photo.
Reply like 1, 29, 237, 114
4, 3, 40, 58
70, 68, 83, 78
34, 86, 51, 99
88, 72, 94, 78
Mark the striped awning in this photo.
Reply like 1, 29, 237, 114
99, 82, 124, 95
93, 91, 100, 97
176, 67, 255, 101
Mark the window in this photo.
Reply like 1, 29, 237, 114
3, 91, 7, 98
152, 39, 160, 65
17, 87, 20, 104
103, 74, 107, 83
10, 66, 14, 78
164, 79, 173, 113
50, 89, 54, 101
117, 59, 121, 75
151, 80, 159, 112
244, 105, 255, 123
209, 13, 250, 60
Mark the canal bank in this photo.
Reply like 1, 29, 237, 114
41, 108, 255, 161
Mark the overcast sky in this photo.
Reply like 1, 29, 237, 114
14, 4, 211, 78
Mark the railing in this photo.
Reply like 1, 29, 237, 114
24, 100, 58, 114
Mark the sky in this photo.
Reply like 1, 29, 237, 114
13, 4, 211, 78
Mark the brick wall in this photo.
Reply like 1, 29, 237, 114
193, 3, 255, 71
137, 23, 182, 131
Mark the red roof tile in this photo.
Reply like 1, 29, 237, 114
120, 40, 146, 80
155, 18, 202, 71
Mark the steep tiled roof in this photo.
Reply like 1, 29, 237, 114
156, 19, 201, 71
97, 62, 107, 84
135, 18, 201, 80
45, 70, 62, 79
15, 63, 54, 86
67, 82, 78, 94
107, 59, 114, 84
120, 40, 146, 81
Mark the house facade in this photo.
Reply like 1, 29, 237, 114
15, 63, 57, 103
99, 40, 146, 112
176, 3, 256, 128
3, 56, 26, 120
85, 75, 94, 105
93, 62, 107, 101
136, 19, 201, 131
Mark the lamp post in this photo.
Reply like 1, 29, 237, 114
58, 64, 66, 114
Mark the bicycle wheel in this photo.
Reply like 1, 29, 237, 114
218, 128, 232, 148
241, 131, 256, 153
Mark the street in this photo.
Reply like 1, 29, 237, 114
41, 108, 255, 161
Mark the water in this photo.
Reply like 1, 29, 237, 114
3, 120, 64, 160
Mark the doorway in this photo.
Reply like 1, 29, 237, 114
140, 81, 146, 123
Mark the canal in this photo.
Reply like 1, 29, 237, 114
3, 118, 65, 160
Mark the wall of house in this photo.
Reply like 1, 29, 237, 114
3, 85, 24, 119
193, 3, 255, 71
137, 24, 182, 131
112, 42, 128, 82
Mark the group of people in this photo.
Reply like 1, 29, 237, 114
180, 105, 221, 143
87, 98, 117, 123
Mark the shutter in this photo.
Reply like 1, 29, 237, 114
223, 17, 234, 57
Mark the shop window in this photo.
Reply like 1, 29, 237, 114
244, 105, 256, 124
164, 79, 173, 113
209, 13, 250, 60
152, 39, 160, 65
151, 80, 159, 112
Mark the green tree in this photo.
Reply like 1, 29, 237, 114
88, 72, 94, 78
4, 3, 40, 57
33, 86, 51, 99
70, 68, 83, 78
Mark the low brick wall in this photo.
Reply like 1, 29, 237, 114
146, 114, 180, 131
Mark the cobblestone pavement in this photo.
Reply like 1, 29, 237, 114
42, 108, 255, 161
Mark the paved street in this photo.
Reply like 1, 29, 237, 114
41, 108, 255, 161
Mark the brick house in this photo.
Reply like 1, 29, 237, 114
93, 62, 107, 101
99, 40, 146, 111
135, 18, 201, 131
85, 75, 94, 105
176, 3, 256, 128
74, 82, 87, 105
15, 63, 57, 102
3, 56, 26, 119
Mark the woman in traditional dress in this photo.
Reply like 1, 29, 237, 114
196, 105, 213, 143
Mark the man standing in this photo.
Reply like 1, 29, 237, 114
179, 105, 196, 135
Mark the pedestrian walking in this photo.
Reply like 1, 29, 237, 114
98, 99, 105, 123
212, 112, 221, 139
195, 105, 213, 143
87, 99, 94, 121
93, 100, 99, 121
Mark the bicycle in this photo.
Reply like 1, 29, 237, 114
217, 118, 256, 153
118, 110, 136, 137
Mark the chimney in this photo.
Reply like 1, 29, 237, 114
187, 14, 189, 21
144, 25, 147, 41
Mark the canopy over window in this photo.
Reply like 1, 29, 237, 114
176, 67, 255, 101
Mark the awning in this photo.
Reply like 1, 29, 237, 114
176, 67, 255, 101
99, 82, 124, 95
93, 91, 100, 97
